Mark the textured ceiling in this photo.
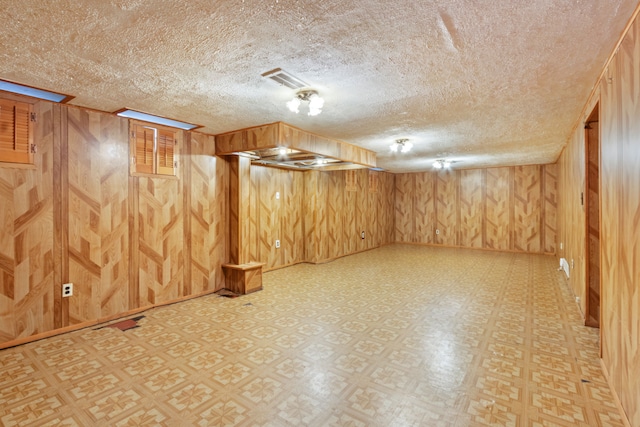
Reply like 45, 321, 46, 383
1, 0, 637, 172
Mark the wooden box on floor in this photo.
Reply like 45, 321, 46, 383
222, 262, 265, 294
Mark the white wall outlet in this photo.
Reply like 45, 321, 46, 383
62, 283, 73, 298
275, 191, 280, 200
275, 240, 280, 248
571, 259, 575, 269
575, 296, 580, 304
361, 231, 365, 239
436, 229, 440, 235
560, 242, 563, 250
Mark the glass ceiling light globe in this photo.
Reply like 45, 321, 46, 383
390, 143, 399, 152
433, 160, 443, 169
286, 97, 301, 114
401, 142, 413, 153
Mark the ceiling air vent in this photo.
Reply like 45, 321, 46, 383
261, 68, 308, 90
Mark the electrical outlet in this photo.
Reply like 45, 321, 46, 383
275, 240, 280, 249
571, 259, 574, 269
361, 231, 365, 240
276, 192, 280, 200
436, 229, 440, 235
560, 242, 563, 250
62, 283, 73, 298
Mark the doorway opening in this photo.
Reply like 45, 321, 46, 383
584, 103, 600, 328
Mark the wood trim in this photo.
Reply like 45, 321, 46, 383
52, 104, 63, 329
59, 106, 69, 328
183, 132, 192, 297
128, 175, 139, 309
509, 166, 515, 251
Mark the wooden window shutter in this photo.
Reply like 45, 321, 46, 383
0, 98, 34, 164
156, 128, 176, 175
133, 124, 155, 174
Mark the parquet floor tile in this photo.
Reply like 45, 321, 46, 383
0, 245, 626, 426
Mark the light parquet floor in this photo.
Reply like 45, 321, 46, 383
0, 245, 625, 426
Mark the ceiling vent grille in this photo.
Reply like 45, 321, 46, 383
261, 68, 308, 90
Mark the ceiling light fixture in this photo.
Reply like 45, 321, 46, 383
433, 159, 452, 169
389, 138, 413, 153
287, 89, 324, 116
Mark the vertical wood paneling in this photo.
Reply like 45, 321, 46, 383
67, 109, 128, 323
485, 167, 511, 251
189, 133, 226, 294
0, 100, 55, 340
436, 170, 458, 246
378, 172, 395, 245
459, 169, 484, 248
394, 173, 413, 242
282, 171, 304, 264
543, 164, 558, 254
414, 172, 435, 244
367, 171, 379, 249
558, 12, 640, 425
303, 171, 319, 263
513, 165, 542, 253
228, 156, 251, 265
137, 176, 184, 305
395, 165, 555, 254
355, 169, 367, 252
0, 103, 229, 347
600, 16, 640, 425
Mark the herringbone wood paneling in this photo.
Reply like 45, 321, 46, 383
0, 100, 55, 340
394, 173, 413, 242
282, 171, 304, 265
459, 169, 484, 248
543, 164, 558, 255
378, 172, 395, 245
436, 170, 458, 246
189, 133, 227, 294
485, 167, 511, 251
248, 166, 305, 270
414, 172, 435, 244
137, 176, 184, 305
513, 165, 542, 253
395, 165, 555, 254
67, 109, 129, 324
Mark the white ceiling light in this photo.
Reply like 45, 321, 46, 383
433, 159, 452, 169
287, 89, 324, 116
389, 138, 413, 153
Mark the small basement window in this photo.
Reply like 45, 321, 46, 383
0, 98, 35, 165
129, 120, 180, 176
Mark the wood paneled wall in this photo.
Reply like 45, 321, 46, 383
395, 165, 557, 254
558, 9, 640, 425
0, 100, 55, 342
0, 103, 229, 346
303, 169, 395, 264
249, 166, 305, 270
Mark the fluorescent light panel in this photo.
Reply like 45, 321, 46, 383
0, 79, 73, 103
116, 109, 199, 130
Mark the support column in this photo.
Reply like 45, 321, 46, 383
225, 155, 263, 294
